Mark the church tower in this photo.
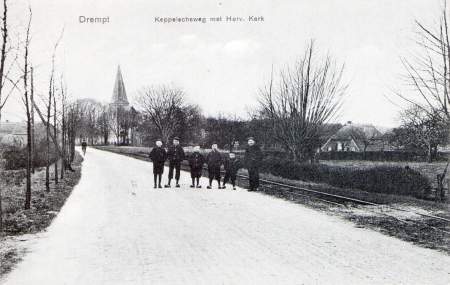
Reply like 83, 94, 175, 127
110, 65, 129, 109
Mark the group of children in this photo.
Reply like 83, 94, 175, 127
190, 144, 242, 190
149, 138, 242, 190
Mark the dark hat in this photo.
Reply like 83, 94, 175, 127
247, 137, 255, 141
155, 138, 162, 142
173, 137, 180, 141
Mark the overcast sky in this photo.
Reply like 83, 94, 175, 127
3, 0, 443, 127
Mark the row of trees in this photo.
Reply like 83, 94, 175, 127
0, 1, 87, 233
69, 2, 450, 163
73, 99, 138, 146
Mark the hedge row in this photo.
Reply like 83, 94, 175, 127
318, 150, 448, 162
259, 156, 431, 199
1, 142, 58, 170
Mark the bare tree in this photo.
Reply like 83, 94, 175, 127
400, 105, 448, 162
258, 41, 346, 162
45, 67, 52, 191
98, 105, 110, 144
44, 28, 63, 191
59, 76, 67, 178
53, 75, 58, 184
107, 105, 125, 144
397, 2, 450, 122
0, 0, 18, 233
66, 101, 84, 162
136, 85, 185, 145
22, 7, 32, 209
204, 114, 246, 150
30, 66, 35, 173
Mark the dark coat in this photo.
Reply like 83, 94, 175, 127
245, 145, 263, 169
206, 150, 222, 168
149, 147, 167, 164
167, 145, 185, 162
189, 152, 204, 170
224, 158, 242, 175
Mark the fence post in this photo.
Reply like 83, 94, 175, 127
443, 178, 449, 201
436, 174, 442, 202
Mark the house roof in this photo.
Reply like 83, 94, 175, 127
321, 123, 386, 151
0, 121, 27, 135
332, 123, 382, 141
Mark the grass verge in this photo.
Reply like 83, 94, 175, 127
0, 152, 83, 278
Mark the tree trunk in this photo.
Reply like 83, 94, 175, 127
30, 67, 35, 174
53, 90, 58, 184
46, 81, 52, 192
427, 143, 433, 163
0, 113, 3, 232
25, 113, 32, 209
60, 109, 65, 179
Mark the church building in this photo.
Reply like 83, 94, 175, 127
108, 66, 141, 145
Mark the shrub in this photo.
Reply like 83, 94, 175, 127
317, 150, 448, 162
260, 156, 431, 199
2, 146, 27, 170
2, 140, 57, 170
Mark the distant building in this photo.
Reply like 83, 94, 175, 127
110, 65, 130, 110
108, 65, 142, 145
321, 121, 386, 152
0, 121, 27, 147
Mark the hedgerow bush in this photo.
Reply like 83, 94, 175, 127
2, 140, 57, 170
260, 156, 431, 199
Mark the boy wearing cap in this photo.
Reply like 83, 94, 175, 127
188, 146, 204, 188
206, 143, 222, 189
149, 139, 167, 188
165, 136, 185, 188
245, 137, 263, 191
222, 152, 241, 190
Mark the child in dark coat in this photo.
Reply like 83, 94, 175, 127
149, 139, 167, 188
189, 146, 204, 188
222, 152, 241, 190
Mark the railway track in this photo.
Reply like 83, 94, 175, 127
95, 147, 450, 235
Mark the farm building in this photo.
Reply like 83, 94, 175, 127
321, 121, 387, 152
0, 121, 27, 147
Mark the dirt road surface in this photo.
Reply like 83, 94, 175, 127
3, 148, 450, 284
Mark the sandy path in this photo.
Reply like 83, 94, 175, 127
3, 148, 450, 284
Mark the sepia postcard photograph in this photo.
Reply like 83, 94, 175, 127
0, 0, 449, 284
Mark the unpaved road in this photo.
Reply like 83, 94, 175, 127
3, 148, 450, 284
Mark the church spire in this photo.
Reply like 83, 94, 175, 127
111, 65, 129, 106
